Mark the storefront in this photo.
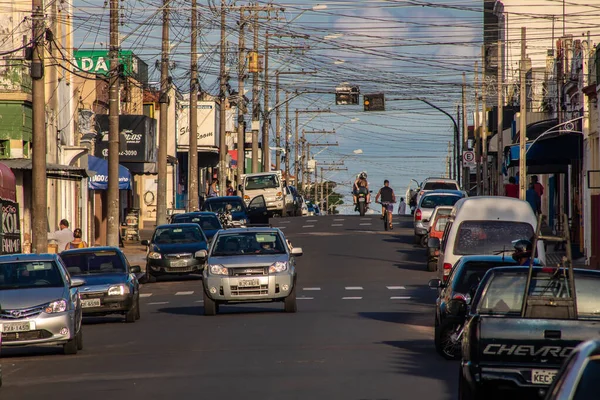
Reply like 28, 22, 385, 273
0, 162, 21, 254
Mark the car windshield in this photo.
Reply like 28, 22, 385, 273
244, 175, 279, 190
421, 195, 461, 209
204, 200, 244, 213
477, 272, 600, 317
153, 226, 206, 244
0, 261, 64, 290
61, 251, 126, 275
454, 221, 534, 256
423, 182, 459, 190
172, 215, 221, 231
453, 261, 517, 294
212, 232, 287, 256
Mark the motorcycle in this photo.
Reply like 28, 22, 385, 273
217, 205, 245, 229
355, 188, 372, 217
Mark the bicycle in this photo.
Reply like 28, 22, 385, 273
377, 201, 395, 231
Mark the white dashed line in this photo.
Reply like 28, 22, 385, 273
386, 286, 406, 290
148, 302, 169, 305
390, 296, 412, 300
303, 287, 321, 291
342, 297, 362, 300
140, 293, 153, 298
334, 218, 345, 221
194, 300, 204, 303
279, 220, 291, 224
331, 224, 343, 227
302, 225, 315, 228
345, 286, 363, 290
175, 291, 194, 296
360, 218, 371, 221
307, 219, 318, 222
359, 223, 372, 226
297, 297, 314, 300
277, 226, 287, 229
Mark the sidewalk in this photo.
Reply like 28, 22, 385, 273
121, 223, 155, 269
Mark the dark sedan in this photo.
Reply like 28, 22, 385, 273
202, 195, 269, 226
428, 255, 542, 360
142, 223, 209, 283
170, 211, 222, 241
61, 247, 141, 323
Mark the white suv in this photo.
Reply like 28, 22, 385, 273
416, 178, 460, 205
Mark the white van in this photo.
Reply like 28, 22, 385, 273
432, 196, 546, 281
240, 171, 286, 217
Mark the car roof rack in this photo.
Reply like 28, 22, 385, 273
521, 213, 577, 319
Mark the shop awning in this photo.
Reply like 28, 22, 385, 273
0, 159, 90, 180
507, 133, 582, 174
88, 156, 132, 190
0, 162, 16, 202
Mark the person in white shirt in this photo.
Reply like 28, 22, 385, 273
398, 197, 407, 215
48, 219, 74, 253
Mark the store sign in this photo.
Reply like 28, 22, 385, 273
73, 50, 141, 78
95, 115, 157, 163
0, 200, 21, 254
177, 101, 220, 150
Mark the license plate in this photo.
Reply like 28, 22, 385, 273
532, 369, 557, 385
81, 298, 101, 308
170, 260, 187, 267
239, 279, 259, 287
1, 321, 34, 333
359, 198, 365, 202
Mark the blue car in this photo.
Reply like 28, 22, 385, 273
170, 211, 223, 241
201, 196, 250, 225
61, 247, 141, 323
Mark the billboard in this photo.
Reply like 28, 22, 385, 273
177, 101, 220, 150
95, 115, 157, 163
73, 49, 148, 84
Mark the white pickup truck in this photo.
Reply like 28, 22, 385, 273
240, 171, 287, 217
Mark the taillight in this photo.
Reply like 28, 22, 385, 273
542, 266, 556, 273
442, 263, 452, 282
453, 293, 467, 301
434, 250, 439, 256
415, 209, 422, 221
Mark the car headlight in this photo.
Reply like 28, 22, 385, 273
148, 252, 162, 259
269, 261, 288, 273
276, 191, 283, 201
209, 264, 229, 275
108, 284, 130, 296
45, 299, 67, 314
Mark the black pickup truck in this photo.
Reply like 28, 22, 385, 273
459, 266, 600, 399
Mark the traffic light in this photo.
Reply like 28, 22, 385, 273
335, 85, 359, 105
363, 93, 385, 111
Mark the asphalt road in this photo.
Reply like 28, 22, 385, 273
0, 214, 460, 400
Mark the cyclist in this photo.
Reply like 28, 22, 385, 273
375, 180, 396, 229
353, 172, 370, 211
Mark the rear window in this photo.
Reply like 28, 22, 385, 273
454, 221, 534, 256
434, 216, 449, 231
421, 195, 461, 209
453, 261, 516, 294
423, 182, 459, 190
573, 356, 600, 400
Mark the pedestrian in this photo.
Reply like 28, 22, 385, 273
526, 183, 541, 215
207, 179, 219, 198
48, 219, 74, 252
505, 176, 519, 198
226, 180, 236, 196
398, 197, 406, 215
531, 175, 544, 198
65, 228, 88, 250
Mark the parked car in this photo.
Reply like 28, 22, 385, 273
202, 195, 270, 226
545, 339, 600, 400
201, 227, 303, 315
170, 211, 223, 242
0, 254, 84, 354
415, 177, 461, 205
428, 255, 542, 359
414, 190, 465, 244
306, 201, 320, 216
284, 186, 302, 217
141, 223, 209, 283
60, 247, 141, 323
300, 197, 309, 216
239, 171, 286, 217
425, 206, 454, 271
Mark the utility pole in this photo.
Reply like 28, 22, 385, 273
519, 27, 527, 200
188, 0, 199, 211
275, 72, 280, 171
218, 0, 227, 195
156, 0, 169, 226
497, 38, 504, 197
294, 109, 299, 182
474, 61, 481, 196
251, 10, 259, 173
314, 165, 318, 204
106, 0, 121, 245
237, 7, 246, 187
481, 45, 488, 196
456, 104, 460, 182
262, 31, 270, 172
320, 167, 324, 211
462, 72, 468, 192
284, 92, 290, 182
447, 142, 452, 178
31, 0, 47, 253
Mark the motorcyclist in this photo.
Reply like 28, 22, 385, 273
512, 239, 533, 265
353, 172, 370, 211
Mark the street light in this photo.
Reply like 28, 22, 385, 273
286, 5, 328, 24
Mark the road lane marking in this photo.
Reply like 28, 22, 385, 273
390, 296, 412, 300
276, 226, 286, 229
359, 223, 372, 226
303, 287, 321, 291
194, 300, 204, 303
307, 219, 318, 222
386, 286, 406, 290
360, 218, 371, 221
342, 297, 362, 300
345, 286, 363, 290
140, 293, 153, 298
175, 291, 194, 296
331, 224, 343, 227
297, 297, 314, 300
302, 225, 315, 228
334, 218, 345, 221
148, 302, 169, 305
280, 220, 291, 224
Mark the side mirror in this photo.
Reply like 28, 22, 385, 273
141, 240, 149, 246
238, 184, 243, 191
71, 278, 85, 288
195, 249, 208, 260
427, 237, 441, 249
130, 265, 141, 273
291, 247, 303, 257
428, 278, 442, 289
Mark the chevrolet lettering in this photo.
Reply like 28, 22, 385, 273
482, 345, 574, 358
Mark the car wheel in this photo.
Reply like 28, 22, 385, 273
125, 300, 137, 323
145, 269, 157, 283
437, 321, 461, 360
458, 367, 483, 400
76, 327, 83, 351
414, 235, 422, 245
420, 235, 429, 248
427, 261, 438, 272
135, 295, 141, 320
203, 289, 218, 316
284, 284, 297, 313
63, 332, 79, 355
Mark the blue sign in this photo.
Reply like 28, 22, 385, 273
88, 156, 132, 190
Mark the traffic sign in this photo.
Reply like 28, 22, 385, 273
463, 150, 475, 167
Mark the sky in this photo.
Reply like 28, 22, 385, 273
70, 0, 485, 211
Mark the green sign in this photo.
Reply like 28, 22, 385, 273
73, 50, 139, 77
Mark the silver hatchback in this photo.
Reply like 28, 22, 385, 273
201, 228, 302, 315
0, 254, 84, 354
